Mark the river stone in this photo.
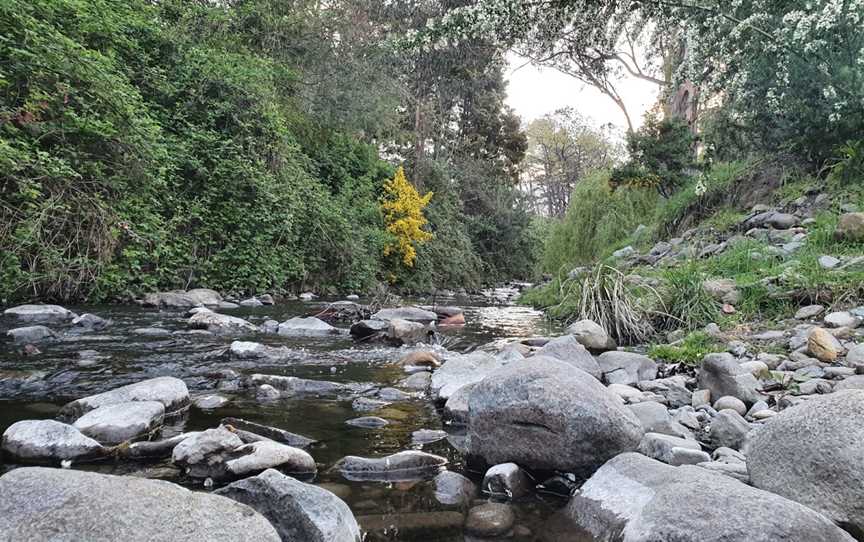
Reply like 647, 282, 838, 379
434, 471, 476, 506
221, 417, 315, 449
825, 311, 861, 329
835, 212, 864, 242
185, 288, 223, 306
257, 384, 281, 400
847, 344, 864, 370
60, 376, 190, 419
565, 453, 854, 542
240, 297, 263, 307
401, 371, 431, 390
336, 451, 447, 482
249, 374, 344, 395
597, 351, 658, 385
835, 375, 864, 391
713, 395, 747, 416
3, 304, 75, 323
466, 357, 643, 475
708, 409, 751, 450
216, 469, 359, 542
225, 441, 316, 477
7, 325, 57, 344
443, 382, 475, 423
73, 401, 165, 445
482, 462, 533, 499
431, 352, 503, 401
627, 401, 692, 439
808, 327, 843, 362
637, 376, 692, 408
465, 503, 515, 538
638, 432, 709, 466
372, 307, 438, 324
697, 353, 762, 404
349, 319, 389, 340
534, 335, 602, 379
188, 311, 257, 334
796, 304, 825, 320
566, 319, 616, 352
0, 467, 280, 541
388, 319, 432, 345
172, 427, 244, 479
746, 390, 864, 535
142, 291, 202, 309
229, 341, 267, 358
1, 419, 104, 463
346, 416, 389, 428
277, 316, 339, 337
702, 278, 740, 304
72, 313, 110, 330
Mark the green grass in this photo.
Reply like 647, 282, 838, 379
648, 331, 725, 366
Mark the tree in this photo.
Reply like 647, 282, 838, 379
381, 166, 433, 268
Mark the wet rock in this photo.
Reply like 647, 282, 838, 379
142, 291, 202, 309
172, 427, 244, 479
346, 416, 389, 428
216, 469, 359, 542
835, 212, 864, 242
131, 327, 172, 337
808, 327, 843, 362
412, 429, 447, 445
6, 325, 56, 344
188, 311, 257, 334
60, 376, 190, 420
465, 502, 515, 538
431, 352, 504, 401
249, 374, 344, 395
124, 432, 200, 459
194, 394, 229, 410
443, 382, 475, 424
434, 471, 476, 506
372, 307, 438, 324
225, 440, 316, 477
534, 335, 601, 379
349, 319, 389, 340
221, 418, 315, 448
374, 387, 412, 401
697, 353, 762, 404
336, 451, 447, 482
628, 401, 692, 439
352, 397, 390, 412
72, 313, 110, 330
240, 297, 263, 307
256, 384, 281, 400
72, 401, 165, 445
1, 419, 104, 463
357, 512, 463, 539
747, 390, 864, 534
401, 371, 431, 390
466, 357, 642, 475
3, 304, 75, 323
388, 318, 434, 345
566, 319, 616, 352
708, 409, 751, 450
399, 350, 441, 370
277, 316, 340, 337
565, 453, 853, 542
0, 467, 280, 541
482, 463, 533, 500
597, 351, 657, 385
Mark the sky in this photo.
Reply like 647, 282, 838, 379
504, 53, 660, 137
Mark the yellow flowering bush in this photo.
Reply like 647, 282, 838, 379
381, 167, 433, 267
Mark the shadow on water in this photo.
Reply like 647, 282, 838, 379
0, 298, 598, 540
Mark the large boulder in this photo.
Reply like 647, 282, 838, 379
142, 291, 202, 309
565, 453, 854, 542
6, 325, 57, 344
597, 351, 658, 385
3, 304, 75, 323
216, 469, 360, 542
1, 419, 104, 463
431, 352, 505, 401
186, 288, 223, 306
697, 353, 762, 405
566, 319, 616, 352
534, 335, 602, 380
466, 357, 642, 475
746, 390, 864, 535
59, 376, 190, 420
371, 307, 438, 324
0, 467, 280, 541
277, 317, 340, 337
72, 401, 165, 445
188, 311, 257, 335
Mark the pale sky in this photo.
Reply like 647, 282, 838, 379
504, 53, 660, 137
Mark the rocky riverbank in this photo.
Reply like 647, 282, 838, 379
2, 288, 864, 540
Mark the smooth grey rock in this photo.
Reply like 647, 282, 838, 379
534, 335, 601, 379
188, 311, 257, 334
847, 344, 864, 371
194, 394, 229, 410
249, 374, 343, 395
336, 451, 447, 482
124, 433, 200, 460
612, 246, 635, 259
277, 317, 339, 337
131, 327, 171, 337
220, 417, 315, 449
825, 311, 861, 329
186, 288, 223, 306
747, 390, 864, 534
256, 384, 281, 400
1, 420, 103, 463
172, 427, 244, 479
346, 417, 389, 428
819, 255, 841, 269
795, 304, 825, 320
431, 352, 503, 400
216, 469, 359, 542
348, 319, 388, 340
566, 319, 616, 352
73, 401, 164, 445
637, 376, 691, 408
482, 463, 533, 499
708, 409, 751, 450
638, 432, 709, 465
239, 297, 263, 307
466, 357, 642, 475
411, 429, 447, 445
702, 278, 740, 304
6, 326, 56, 344
564, 453, 853, 542
142, 292, 202, 309
351, 397, 389, 412
713, 396, 747, 416
697, 460, 751, 483
72, 313, 110, 330
0, 467, 279, 541
433, 471, 476, 506
372, 307, 437, 324
745, 400, 770, 419
628, 401, 692, 439
225, 441, 316, 477
597, 351, 657, 385
229, 341, 267, 358
465, 503, 515, 538
387, 318, 433, 345
443, 382, 475, 424
698, 353, 762, 404
767, 213, 798, 229
607, 383, 644, 403
60, 377, 190, 419
3, 304, 75, 323
401, 371, 431, 390
834, 375, 864, 391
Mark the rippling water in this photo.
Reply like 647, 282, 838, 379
0, 297, 593, 541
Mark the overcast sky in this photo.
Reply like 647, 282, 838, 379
504, 53, 660, 137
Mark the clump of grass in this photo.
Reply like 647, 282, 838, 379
656, 263, 718, 331
649, 331, 724, 366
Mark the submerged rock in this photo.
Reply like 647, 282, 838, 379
221, 417, 315, 448
277, 317, 340, 337
3, 304, 75, 323
72, 401, 165, 445
465, 502, 515, 538
466, 357, 642, 475
0, 467, 280, 541
1, 419, 104, 463
433, 471, 476, 506
336, 451, 447, 482
249, 374, 344, 396
216, 469, 360, 542
59, 376, 190, 420
564, 453, 854, 542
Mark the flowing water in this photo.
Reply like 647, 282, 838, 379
0, 296, 593, 540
